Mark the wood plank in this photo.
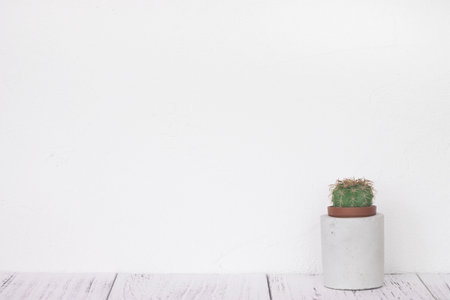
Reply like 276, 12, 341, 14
0, 272, 15, 294
268, 273, 434, 300
418, 273, 450, 300
108, 273, 270, 300
269, 274, 358, 300
0, 272, 116, 300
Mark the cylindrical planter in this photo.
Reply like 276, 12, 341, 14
321, 213, 384, 290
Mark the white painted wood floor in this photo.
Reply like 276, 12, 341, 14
0, 272, 449, 299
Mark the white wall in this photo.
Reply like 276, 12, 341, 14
1, 0, 450, 273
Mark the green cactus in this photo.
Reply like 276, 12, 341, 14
330, 178, 374, 207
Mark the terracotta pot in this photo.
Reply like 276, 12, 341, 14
328, 205, 376, 218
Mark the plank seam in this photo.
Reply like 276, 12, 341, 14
106, 273, 119, 300
265, 274, 273, 300
0, 273, 16, 294
416, 273, 438, 300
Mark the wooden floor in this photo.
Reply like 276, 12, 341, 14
0, 272, 448, 299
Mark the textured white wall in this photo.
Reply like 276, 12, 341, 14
1, 0, 449, 273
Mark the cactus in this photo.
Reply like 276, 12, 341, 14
329, 178, 374, 207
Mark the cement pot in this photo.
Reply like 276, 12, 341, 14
321, 213, 384, 290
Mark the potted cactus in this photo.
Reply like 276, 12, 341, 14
321, 178, 384, 290
328, 178, 376, 218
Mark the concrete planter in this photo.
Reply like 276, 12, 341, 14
321, 213, 384, 290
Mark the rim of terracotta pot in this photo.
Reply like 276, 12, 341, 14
328, 205, 377, 218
